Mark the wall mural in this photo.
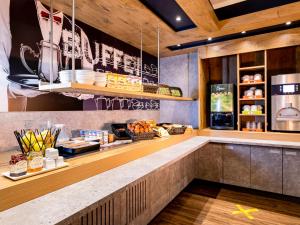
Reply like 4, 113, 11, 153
0, 0, 159, 112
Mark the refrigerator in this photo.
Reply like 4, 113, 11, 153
210, 84, 235, 130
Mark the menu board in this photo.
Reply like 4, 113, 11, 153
0, 0, 159, 112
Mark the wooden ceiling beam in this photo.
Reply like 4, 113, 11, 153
219, 1, 300, 31
210, 0, 246, 9
176, 0, 220, 32
198, 27, 300, 59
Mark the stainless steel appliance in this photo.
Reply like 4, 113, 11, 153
210, 84, 235, 130
271, 74, 300, 131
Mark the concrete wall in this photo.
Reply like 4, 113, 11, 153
0, 110, 159, 151
0, 52, 199, 151
159, 52, 199, 128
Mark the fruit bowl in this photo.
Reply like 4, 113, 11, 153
14, 128, 61, 156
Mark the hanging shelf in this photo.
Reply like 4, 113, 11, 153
38, 82, 195, 101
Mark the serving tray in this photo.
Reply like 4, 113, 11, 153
2, 162, 69, 181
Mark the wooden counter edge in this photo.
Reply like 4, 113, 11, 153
0, 133, 196, 212
198, 128, 300, 142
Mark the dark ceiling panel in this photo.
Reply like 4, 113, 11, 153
215, 0, 300, 20
140, 0, 196, 32
168, 20, 300, 51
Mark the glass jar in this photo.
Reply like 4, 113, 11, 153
27, 151, 43, 173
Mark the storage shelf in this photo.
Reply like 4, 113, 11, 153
239, 82, 265, 86
39, 82, 195, 101
239, 114, 266, 117
239, 65, 265, 71
239, 98, 265, 101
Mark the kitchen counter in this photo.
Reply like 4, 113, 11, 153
0, 132, 300, 225
0, 133, 196, 211
0, 136, 207, 225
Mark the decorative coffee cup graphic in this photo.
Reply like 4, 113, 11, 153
20, 40, 62, 82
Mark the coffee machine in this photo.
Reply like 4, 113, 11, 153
271, 74, 300, 132
210, 84, 235, 130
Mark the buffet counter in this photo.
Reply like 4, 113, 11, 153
0, 133, 196, 212
1, 130, 300, 225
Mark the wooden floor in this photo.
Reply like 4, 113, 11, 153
149, 180, 300, 225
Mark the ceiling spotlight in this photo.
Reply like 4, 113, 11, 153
176, 16, 182, 22
177, 44, 181, 47
241, 31, 246, 34
286, 21, 292, 25
208, 37, 212, 41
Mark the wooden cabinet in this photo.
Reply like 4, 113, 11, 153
250, 146, 282, 193
59, 192, 122, 225
223, 144, 251, 187
196, 143, 223, 182
283, 149, 300, 197
149, 166, 171, 221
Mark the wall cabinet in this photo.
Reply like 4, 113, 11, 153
223, 144, 251, 187
250, 146, 282, 193
283, 149, 300, 197
196, 143, 223, 182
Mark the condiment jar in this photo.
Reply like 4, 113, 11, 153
257, 122, 262, 130
255, 89, 263, 98
250, 105, 258, 112
242, 75, 250, 83
27, 151, 43, 173
254, 73, 262, 82
250, 121, 257, 130
243, 105, 251, 112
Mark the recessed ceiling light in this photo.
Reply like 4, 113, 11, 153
286, 21, 292, 25
176, 16, 182, 22
177, 44, 181, 47
241, 31, 246, 34
208, 37, 212, 41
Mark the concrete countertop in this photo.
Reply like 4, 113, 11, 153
0, 135, 299, 225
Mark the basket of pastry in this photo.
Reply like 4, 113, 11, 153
158, 123, 187, 135
126, 121, 155, 141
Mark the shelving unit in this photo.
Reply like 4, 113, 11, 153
240, 114, 265, 117
237, 50, 268, 132
239, 65, 265, 71
39, 82, 194, 101
239, 82, 265, 86
239, 98, 265, 101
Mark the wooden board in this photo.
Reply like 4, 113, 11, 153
210, 0, 246, 9
176, 0, 219, 32
0, 134, 196, 212
38, 82, 194, 101
2, 163, 69, 181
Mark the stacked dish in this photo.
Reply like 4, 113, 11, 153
59, 70, 74, 83
95, 72, 107, 87
76, 70, 95, 85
